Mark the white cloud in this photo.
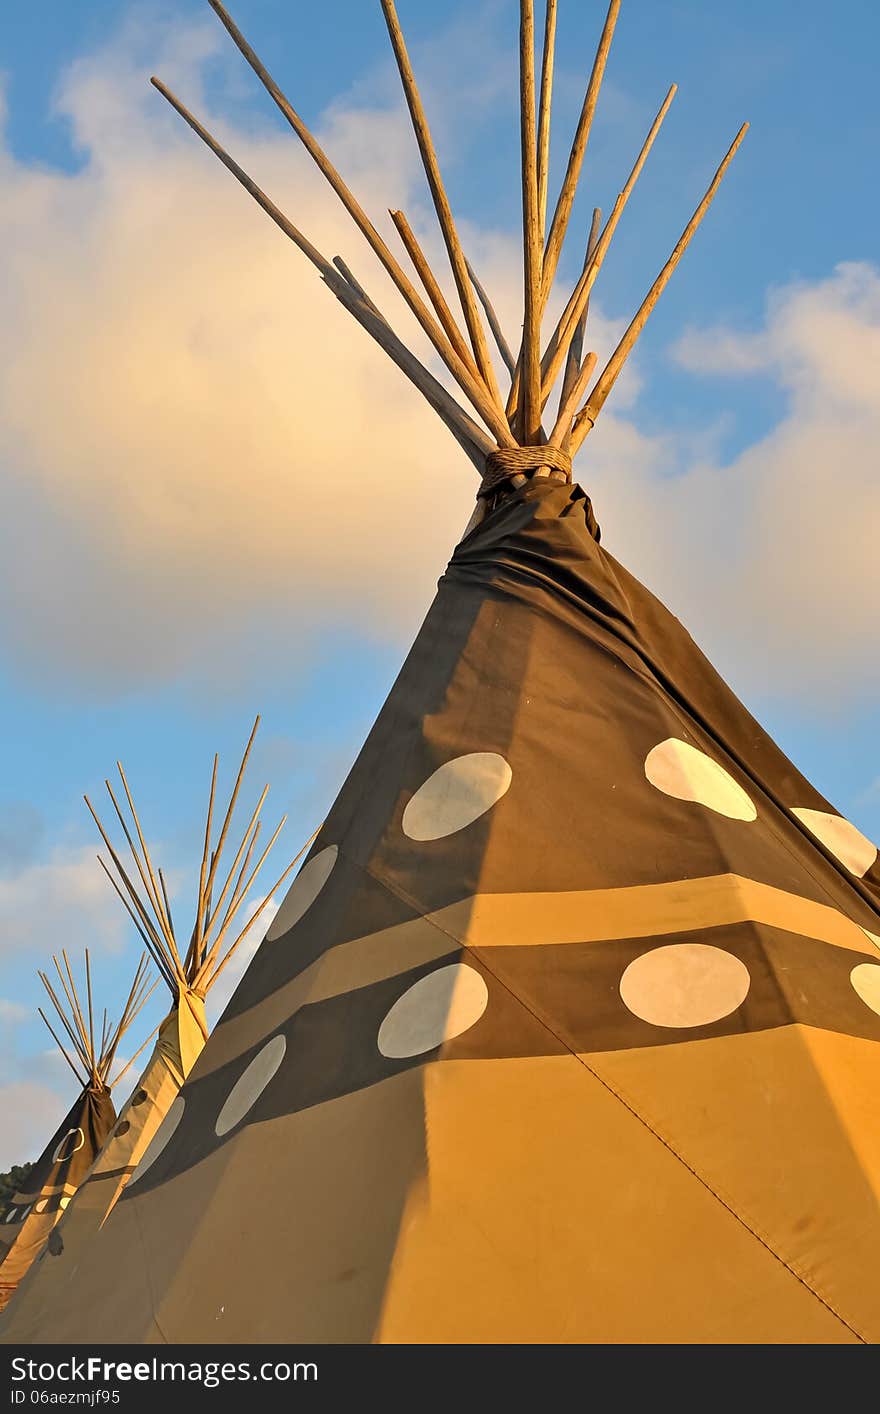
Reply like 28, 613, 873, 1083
0, 10, 634, 698
0, 15, 483, 692
0, 845, 127, 962
0, 12, 876, 722
0, 999, 29, 1025
584, 262, 880, 707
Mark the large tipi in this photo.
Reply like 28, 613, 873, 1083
0, 952, 154, 1312
10, 0, 880, 1343
0, 718, 306, 1336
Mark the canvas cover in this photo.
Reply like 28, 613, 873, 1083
0, 1086, 115, 1311
0, 994, 207, 1336
7, 479, 880, 1344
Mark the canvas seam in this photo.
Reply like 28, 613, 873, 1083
359, 849, 869, 1344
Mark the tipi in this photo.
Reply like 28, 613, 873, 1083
0, 718, 306, 1336
0, 952, 154, 1312
10, 0, 880, 1343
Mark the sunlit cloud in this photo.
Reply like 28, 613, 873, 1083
0, 14, 876, 722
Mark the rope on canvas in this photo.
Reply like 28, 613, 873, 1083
479, 445, 572, 498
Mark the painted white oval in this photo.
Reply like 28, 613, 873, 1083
645, 739, 757, 821
791, 808, 877, 878
52, 1128, 85, 1164
266, 846, 338, 940
35, 1199, 48, 1214
378, 963, 489, 1059
215, 1034, 286, 1137
620, 943, 751, 1028
402, 754, 512, 841
850, 963, 880, 1018
129, 1096, 186, 1185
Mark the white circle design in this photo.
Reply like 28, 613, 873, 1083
644, 739, 757, 821
620, 943, 751, 1029
129, 1097, 186, 1185
377, 963, 489, 1059
850, 963, 880, 1018
791, 808, 877, 878
266, 846, 338, 941
59, 1197, 70, 1211
215, 1035, 287, 1137
402, 754, 513, 841
35, 1199, 47, 1214
52, 1128, 85, 1164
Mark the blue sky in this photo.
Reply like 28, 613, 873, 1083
1, 0, 878, 1166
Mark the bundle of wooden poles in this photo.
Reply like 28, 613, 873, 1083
37, 950, 156, 1095
84, 716, 310, 1001
150, 0, 746, 474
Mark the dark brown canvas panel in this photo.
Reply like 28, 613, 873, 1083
10, 480, 878, 1343
0, 1086, 115, 1311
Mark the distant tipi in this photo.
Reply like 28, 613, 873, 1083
0, 717, 306, 1336
8, 0, 879, 1344
0, 951, 154, 1311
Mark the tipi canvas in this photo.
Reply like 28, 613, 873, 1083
0, 720, 303, 1338
8, 0, 879, 1344
0, 953, 153, 1312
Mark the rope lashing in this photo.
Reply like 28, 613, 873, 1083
479, 444, 572, 499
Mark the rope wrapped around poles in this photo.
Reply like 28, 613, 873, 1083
479, 444, 572, 499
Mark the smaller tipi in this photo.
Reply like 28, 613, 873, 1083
0, 951, 154, 1311
0, 717, 308, 1337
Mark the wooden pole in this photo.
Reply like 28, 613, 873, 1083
194, 753, 218, 960
327, 256, 490, 466
379, 0, 506, 413
540, 0, 620, 307
40, 973, 90, 1073
201, 784, 269, 948
201, 825, 319, 991
151, 77, 511, 453
104, 961, 155, 1079
519, 0, 543, 444
198, 716, 260, 923
84, 948, 95, 1076
158, 868, 175, 942
96, 854, 177, 992
60, 952, 92, 1072
116, 762, 176, 949
196, 5, 515, 443
110, 1023, 161, 1089
332, 258, 385, 318
103, 779, 177, 957
204, 847, 300, 991
37, 1008, 86, 1086
465, 259, 517, 379
328, 275, 494, 468
86, 797, 178, 985
572, 123, 749, 451
538, 84, 677, 406
536, 0, 558, 243
389, 209, 477, 374
197, 812, 285, 982
548, 350, 598, 446
560, 206, 601, 408
213, 819, 261, 943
